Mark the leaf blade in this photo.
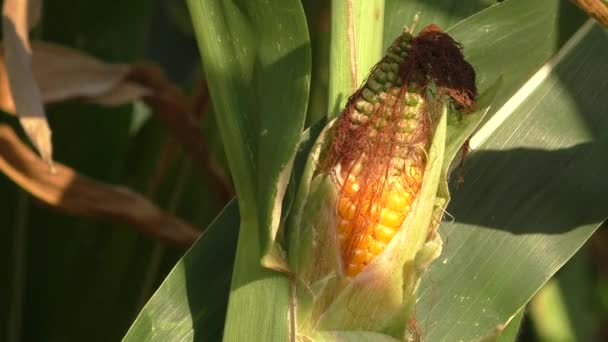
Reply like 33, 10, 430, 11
416, 23, 608, 341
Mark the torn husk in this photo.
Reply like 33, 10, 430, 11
288, 24, 477, 339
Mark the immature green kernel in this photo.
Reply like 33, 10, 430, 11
367, 79, 383, 93
362, 88, 376, 103
386, 71, 397, 82
406, 93, 419, 106
373, 70, 388, 83
374, 118, 387, 129
387, 52, 404, 63
405, 107, 419, 118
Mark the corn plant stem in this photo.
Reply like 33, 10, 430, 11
7, 190, 28, 342
327, 0, 385, 118
223, 221, 291, 341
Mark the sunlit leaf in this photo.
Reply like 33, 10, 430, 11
415, 22, 608, 341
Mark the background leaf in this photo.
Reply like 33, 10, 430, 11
1, 1, 222, 341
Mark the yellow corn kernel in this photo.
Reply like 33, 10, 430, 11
338, 218, 352, 234
380, 208, 405, 227
338, 197, 356, 219
375, 225, 397, 244
337, 171, 421, 278
351, 248, 373, 264
346, 263, 365, 277
359, 234, 373, 249
386, 192, 410, 212
368, 239, 386, 254
344, 178, 360, 197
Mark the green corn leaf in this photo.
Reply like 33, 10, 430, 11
414, 22, 608, 341
123, 202, 239, 341
186, 0, 310, 340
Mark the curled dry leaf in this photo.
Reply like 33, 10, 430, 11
2, 0, 52, 164
0, 40, 232, 206
0, 124, 201, 248
0, 41, 151, 112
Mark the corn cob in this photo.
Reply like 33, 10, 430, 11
321, 24, 477, 278
326, 32, 435, 277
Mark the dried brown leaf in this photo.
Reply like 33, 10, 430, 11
2, 0, 52, 163
90, 81, 150, 106
0, 124, 200, 247
0, 42, 151, 111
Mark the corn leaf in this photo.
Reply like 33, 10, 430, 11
447, 0, 586, 122
187, 0, 310, 340
123, 201, 240, 341
414, 22, 608, 341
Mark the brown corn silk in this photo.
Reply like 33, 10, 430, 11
320, 25, 476, 277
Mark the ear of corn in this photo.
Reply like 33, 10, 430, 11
287, 25, 480, 340
287, 108, 447, 336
